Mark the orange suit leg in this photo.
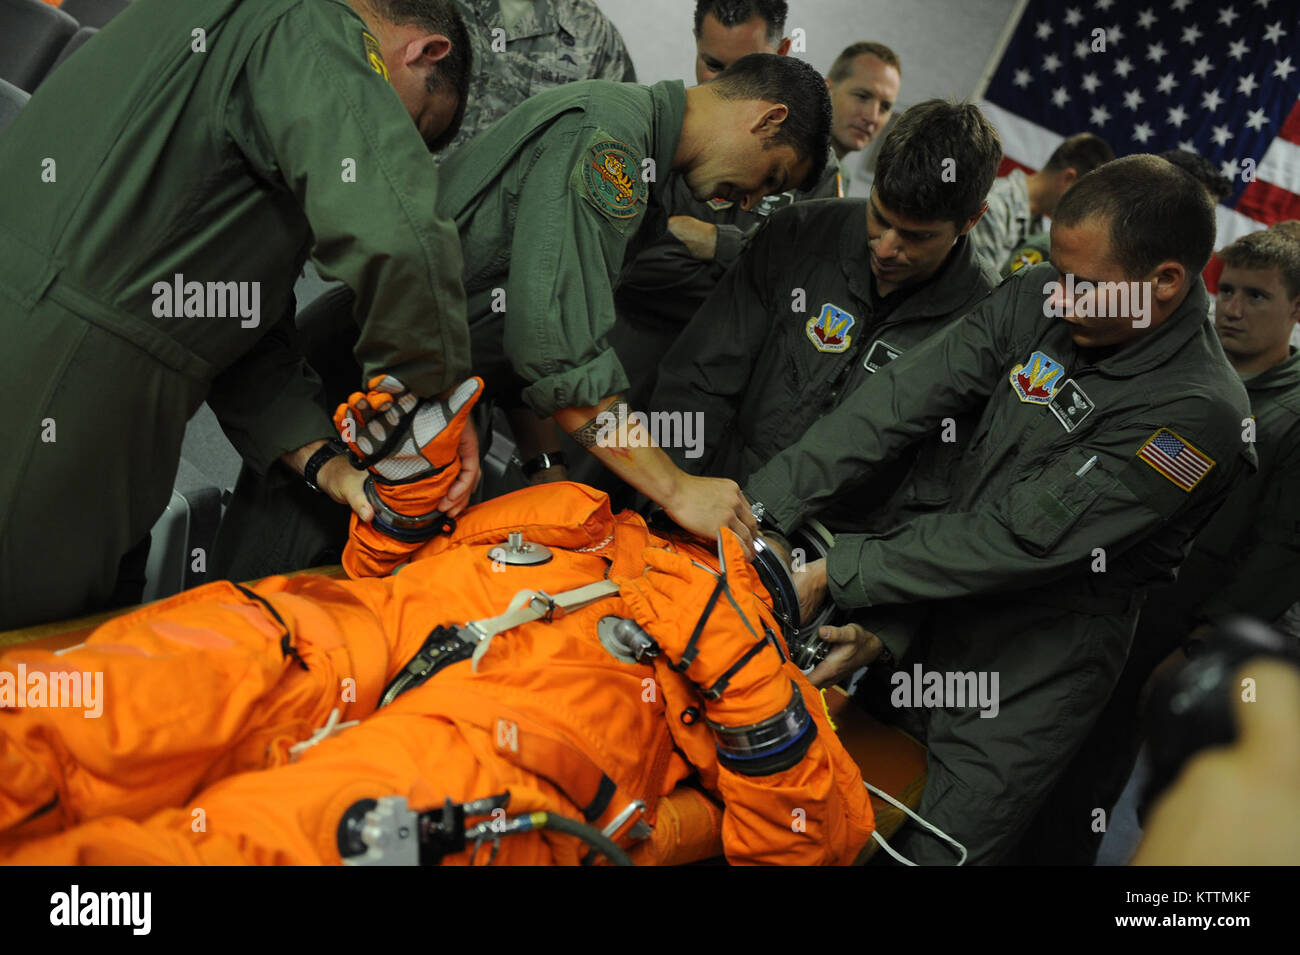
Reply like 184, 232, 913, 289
0, 578, 392, 838
1, 699, 588, 866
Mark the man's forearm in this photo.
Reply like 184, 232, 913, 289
280, 439, 329, 476
556, 396, 683, 505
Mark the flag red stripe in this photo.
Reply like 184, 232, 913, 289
997, 157, 1035, 177
1148, 447, 1209, 478
1140, 457, 1196, 488
1279, 99, 1300, 145
1144, 451, 1202, 484
1235, 178, 1300, 225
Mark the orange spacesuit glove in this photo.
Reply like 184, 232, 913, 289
621, 529, 812, 777
333, 376, 482, 546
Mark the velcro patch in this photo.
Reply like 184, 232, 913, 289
578, 139, 647, 219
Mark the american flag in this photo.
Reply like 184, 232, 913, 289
979, 0, 1300, 257
1137, 428, 1216, 490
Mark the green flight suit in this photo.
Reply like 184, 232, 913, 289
745, 264, 1255, 863
651, 198, 999, 533
0, 0, 470, 629
436, 79, 686, 416
1024, 347, 1300, 864
444, 0, 637, 155
607, 154, 843, 409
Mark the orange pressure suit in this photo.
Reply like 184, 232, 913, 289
0, 412, 874, 865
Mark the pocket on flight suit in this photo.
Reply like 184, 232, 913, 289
1007, 451, 1115, 556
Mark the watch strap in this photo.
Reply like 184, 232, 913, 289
305, 438, 349, 492
522, 451, 567, 477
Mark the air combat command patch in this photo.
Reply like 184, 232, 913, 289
806, 303, 856, 353
1010, 350, 1065, 404
362, 31, 389, 80
579, 139, 647, 219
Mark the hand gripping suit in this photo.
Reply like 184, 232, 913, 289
0, 382, 873, 865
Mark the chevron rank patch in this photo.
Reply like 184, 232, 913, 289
362, 31, 389, 80
1136, 428, 1215, 491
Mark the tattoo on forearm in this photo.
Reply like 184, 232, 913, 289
570, 414, 604, 449
569, 398, 629, 450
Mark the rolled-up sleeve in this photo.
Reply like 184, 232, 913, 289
508, 127, 647, 416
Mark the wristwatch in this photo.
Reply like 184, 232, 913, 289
304, 438, 349, 493
521, 451, 567, 478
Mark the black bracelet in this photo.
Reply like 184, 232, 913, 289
521, 451, 567, 477
304, 438, 349, 493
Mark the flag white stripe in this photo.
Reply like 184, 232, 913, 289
1154, 448, 1208, 478
1215, 203, 1268, 252
1257, 134, 1300, 198
1148, 455, 1197, 484
978, 100, 1063, 170
1144, 449, 1208, 483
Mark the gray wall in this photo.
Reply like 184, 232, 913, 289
599, 0, 1023, 191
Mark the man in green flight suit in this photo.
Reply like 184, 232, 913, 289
1022, 221, 1300, 865
436, 52, 833, 552
0, 0, 475, 629
600, 0, 805, 419
744, 156, 1257, 864
605, 5, 902, 417
650, 100, 1001, 544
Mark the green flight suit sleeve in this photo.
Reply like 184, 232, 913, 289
651, 219, 779, 472
1194, 429, 1300, 623
508, 127, 646, 416
206, 307, 334, 476
226, 2, 471, 397
745, 289, 1016, 533
825, 402, 1247, 609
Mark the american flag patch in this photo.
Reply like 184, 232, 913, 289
1136, 429, 1215, 492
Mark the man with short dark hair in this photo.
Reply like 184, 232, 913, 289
693, 0, 790, 82
972, 132, 1113, 273
0, 0, 477, 629
597, 11, 892, 438
745, 155, 1255, 863
1022, 222, 1300, 864
652, 100, 1000, 532
430, 52, 832, 552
